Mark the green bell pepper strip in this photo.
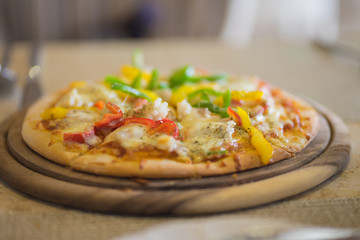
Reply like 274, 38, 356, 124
222, 89, 231, 108
104, 76, 128, 86
157, 81, 169, 89
193, 102, 229, 118
201, 93, 211, 102
147, 69, 159, 90
111, 82, 152, 102
169, 65, 228, 88
131, 71, 142, 89
169, 65, 195, 88
187, 88, 221, 102
132, 49, 144, 68
188, 73, 227, 83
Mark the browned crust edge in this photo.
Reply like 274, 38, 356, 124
21, 90, 81, 165
69, 146, 291, 178
281, 91, 320, 153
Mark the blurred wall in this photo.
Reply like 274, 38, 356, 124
0, 0, 227, 41
0, 0, 359, 43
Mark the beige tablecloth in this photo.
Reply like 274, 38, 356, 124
0, 39, 359, 240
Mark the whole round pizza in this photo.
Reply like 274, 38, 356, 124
22, 51, 319, 178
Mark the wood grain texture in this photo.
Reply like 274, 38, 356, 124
0, 101, 350, 215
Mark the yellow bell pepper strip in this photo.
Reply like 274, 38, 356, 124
226, 106, 252, 130
69, 81, 86, 89
121, 65, 151, 82
249, 126, 273, 165
147, 69, 159, 90
110, 82, 152, 102
193, 102, 229, 118
227, 106, 273, 164
132, 49, 144, 68
138, 89, 159, 102
41, 107, 68, 120
131, 71, 142, 89
231, 90, 263, 101
236, 107, 251, 130
169, 84, 197, 106
213, 95, 223, 107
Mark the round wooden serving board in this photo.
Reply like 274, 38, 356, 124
0, 101, 350, 215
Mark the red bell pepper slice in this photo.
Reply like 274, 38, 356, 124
106, 101, 122, 114
227, 107, 242, 126
121, 117, 179, 139
63, 128, 95, 143
93, 101, 105, 111
231, 99, 244, 107
153, 119, 180, 139
95, 113, 123, 129
94, 102, 123, 130
123, 117, 155, 127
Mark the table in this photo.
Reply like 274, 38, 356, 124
0, 39, 359, 240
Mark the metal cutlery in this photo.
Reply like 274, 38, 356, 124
21, 43, 42, 109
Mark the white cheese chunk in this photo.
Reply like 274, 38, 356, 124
156, 135, 177, 152
143, 98, 169, 120
109, 124, 180, 153
177, 100, 192, 120
113, 125, 147, 148
59, 110, 99, 133
182, 120, 236, 159
56, 83, 121, 108
85, 134, 102, 146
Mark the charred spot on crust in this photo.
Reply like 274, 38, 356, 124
40, 120, 57, 131
139, 159, 146, 169
233, 154, 242, 171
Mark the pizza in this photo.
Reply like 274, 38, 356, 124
22, 52, 319, 178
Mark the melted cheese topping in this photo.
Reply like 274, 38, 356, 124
56, 84, 121, 108
58, 110, 99, 133
108, 124, 180, 153
181, 120, 236, 161
47, 73, 310, 162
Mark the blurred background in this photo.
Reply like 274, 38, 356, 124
0, 0, 359, 44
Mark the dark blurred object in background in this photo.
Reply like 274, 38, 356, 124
0, 0, 226, 41
0, 0, 359, 44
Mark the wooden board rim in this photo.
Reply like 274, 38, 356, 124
7, 111, 329, 190
0, 100, 351, 215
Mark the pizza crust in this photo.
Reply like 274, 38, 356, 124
279, 91, 320, 154
22, 90, 84, 165
69, 145, 291, 178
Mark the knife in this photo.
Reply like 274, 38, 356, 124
313, 39, 360, 65
21, 43, 42, 109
